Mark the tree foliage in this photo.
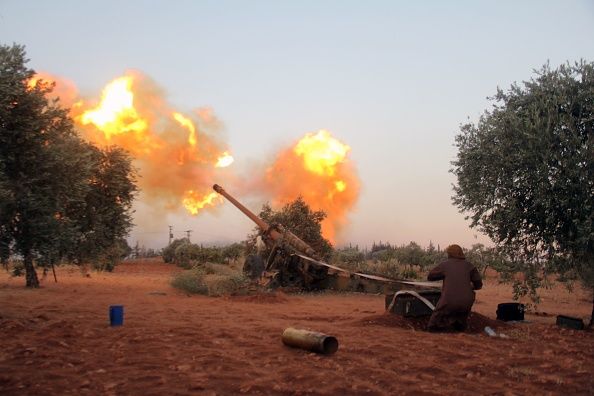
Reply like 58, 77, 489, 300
452, 61, 594, 305
247, 197, 334, 261
162, 238, 190, 264
161, 238, 244, 269
68, 145, 137, 266
0, 44, 137, 286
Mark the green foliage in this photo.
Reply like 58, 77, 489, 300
170, 265, 249, 296
175, 242, 200, 269
395, 242, 424, 268
366, 241, 444, 270
400, 268, 419, 280
333, 245, 401, 280
0, 44, 137, 286
206, 273, 249, 296
247, 197, 333, 260
163, 239, 242, 269
162, 238, 189, 263
371, 249, 394, 263
92, 237, 131, 272
333, 247, 365, 266
69, 146, 137, 266
333, 242, 446, 281
452, 61, 594, 301
222, 242, 244, 264
171, 268, 208, 294
1, 44, 85, 286
464, 243, 509, 278
373, 261, 402, 280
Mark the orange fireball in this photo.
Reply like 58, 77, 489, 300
265, 130, 360, 242
81, 76, 148, 140
73, 71, 234, 216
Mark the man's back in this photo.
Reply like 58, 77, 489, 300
428, 258, 482, 311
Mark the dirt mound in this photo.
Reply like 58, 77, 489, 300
358, 311, 506, 333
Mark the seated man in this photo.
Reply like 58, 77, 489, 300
427, 244, 483, 332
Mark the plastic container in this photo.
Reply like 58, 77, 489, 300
109, 305, 124, 326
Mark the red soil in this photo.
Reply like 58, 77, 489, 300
0, 259, 592, 395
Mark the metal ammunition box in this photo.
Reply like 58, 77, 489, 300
556, 315, 585, 330
496, 303, 525, 321
385, 290, 441, 317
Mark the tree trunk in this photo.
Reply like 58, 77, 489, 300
24, 251, 39, 288
51, 260, 58, 283
588, 290, 594, 329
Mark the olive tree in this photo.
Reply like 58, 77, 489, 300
452, 61, 593, 325
247, 197, 333, 261
0, 44, 137, 285
0, 44, 90, 286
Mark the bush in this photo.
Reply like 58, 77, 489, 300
205, 273, 249, 296
162, 238, 190, 264
373, 261, 401, 279
334, 248, 365, 266
174, 243, 200, 269
223, 243, 244, 264
401, 268, 419, 280
92, 240, 129, 272
171, 268, 208, 294
171, 266, 249, 296
204, 262, 235, 276
165, 240, 241, 268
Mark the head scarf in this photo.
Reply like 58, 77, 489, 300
446, 244, 465, 259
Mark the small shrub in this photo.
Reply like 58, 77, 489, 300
171, 267, 249, 296
333, 248, 365, 266
373, 261, 401, 279
401, 268, 419, 280
205, 273, 249, 296
171, 268, 208, 294
204, 262, 235, 276
162, 238, 190, 263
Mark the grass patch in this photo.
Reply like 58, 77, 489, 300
171, 268, 208, 295
171, 266, 249, 296
204, 273, 250, 296
203, 262, 235, 276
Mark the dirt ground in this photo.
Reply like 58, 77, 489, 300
1, 259, 592, 395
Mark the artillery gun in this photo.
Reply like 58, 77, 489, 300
212, 184, 440, 299
212, 184, 329, 290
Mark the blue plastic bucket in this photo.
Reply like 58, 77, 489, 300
109, 305, 124, 326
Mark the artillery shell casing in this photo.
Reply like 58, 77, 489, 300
281, 327, 339, 355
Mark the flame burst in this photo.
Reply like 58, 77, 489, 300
81, 77, 148, 140
183, 191, 223, 215
265, 130, 360, 242
216, 152, 234, 168
28, 71, 361, 238
68, 71, 233, 215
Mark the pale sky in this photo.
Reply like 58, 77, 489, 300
1, 1, 593, 250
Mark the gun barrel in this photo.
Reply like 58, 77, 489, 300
213, 183, 275, 234
212, 184, 317, 258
